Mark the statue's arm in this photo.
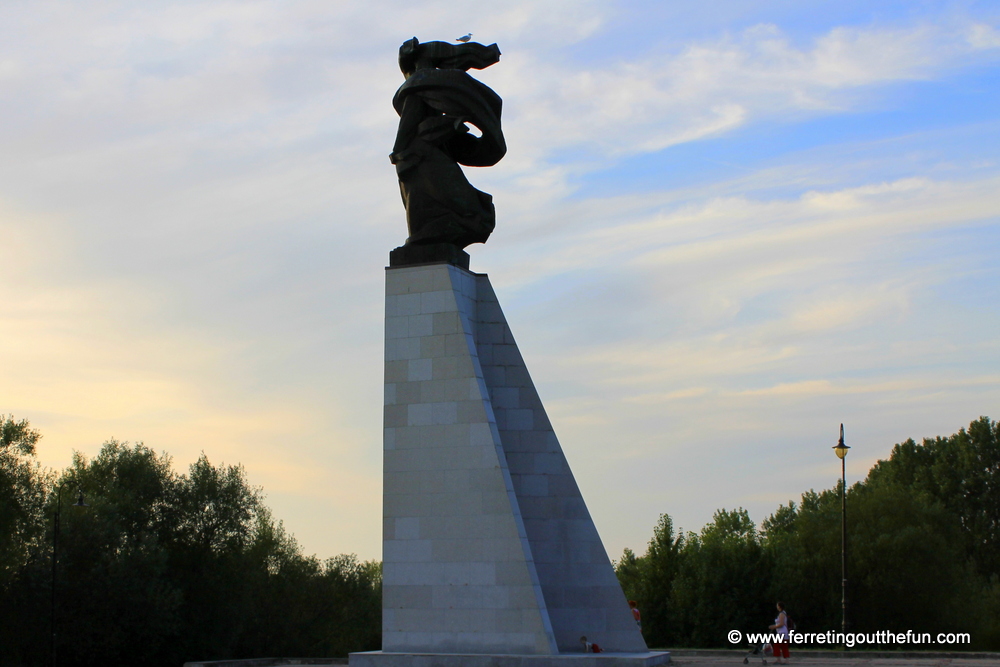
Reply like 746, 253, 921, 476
391, 94, 427, 158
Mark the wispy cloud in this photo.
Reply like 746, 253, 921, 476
494, 20, 1000, 166
1, 1, 998, 560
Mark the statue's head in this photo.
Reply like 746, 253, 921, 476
398, 37, 501, 78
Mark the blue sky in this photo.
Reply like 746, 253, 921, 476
1, 0, 998, 561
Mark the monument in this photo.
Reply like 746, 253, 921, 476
349, 37, 670, 667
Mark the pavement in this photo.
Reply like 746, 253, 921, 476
665, 651, 1000, 667
184, 652, 1000, 667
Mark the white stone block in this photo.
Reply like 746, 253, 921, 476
421, 290, 455, 314
387, 337, 421, 361
385, 538, 433, 562
430, 267, 454, 292
386, 293, 422, 317
492, 387, 519, 408
383, 585, 433, 610
384, 272, 409, 297
506, 409, 534, 431
386, 315, 409, 339
393, 517, 420, 540
433, 311, 462, 335
384, 404, 407, 429
419, 335, 446, 358
532, 453, 566, 475
429, 401, 458, 425
438, 423, 471, 448
407, 314, 434, 337
517, 474, 549, 497
468, 422, 495, 448
441, 468, 471, 489
385, 471, 422, 495
408, 403, 433, 426
386, 360, 409, 383
417, 380, 444, 403
480, 323, 506, 344
417, 469, 446, 494
408, 358, 432, 382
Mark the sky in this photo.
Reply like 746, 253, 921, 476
2, 0, 999, 563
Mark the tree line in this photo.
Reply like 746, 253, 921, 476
615, 416, 1000, 651
5, 415, 998, 664
0, 417, 380, 667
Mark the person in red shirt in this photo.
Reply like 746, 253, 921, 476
628, 600, 641, 628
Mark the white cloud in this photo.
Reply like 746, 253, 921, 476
968, 23, 1000, 50
491, 20, 1000, 169
1, 0, 998, 560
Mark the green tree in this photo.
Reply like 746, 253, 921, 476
614, 546, 643, 606
0, 416, 54, 666
0, 416, 52, 591
867, 416, 1000, 577
48, 443, 186, 666
859, 417, 1000, 647
762, 490, 842, 634
645, 514, 685, 647
0, 436, 384, 666
848, 483, 970, 634
615, 514, 686, 648
670, 509, 771, 647
619, 417, 1000, 650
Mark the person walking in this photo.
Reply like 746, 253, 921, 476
768, 601, 790, 664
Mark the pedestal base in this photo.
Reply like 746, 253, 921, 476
389, 243, 470, 269
350, 651, 670, 667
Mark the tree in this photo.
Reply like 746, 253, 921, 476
762, 490, 842, 634
861, 417, 1000, 646
0, 416, 51, 592
0, 435, 384, 667
644, 514, 685, 647
619, 417, 1000, 650
45, 442, 186, 667
670, 509, 772, 648
0, 416, 53, 666
868, 416, 1000, 577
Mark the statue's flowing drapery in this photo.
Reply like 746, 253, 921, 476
390, 39, 505, 251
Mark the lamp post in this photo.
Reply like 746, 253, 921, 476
51, 484, 87, 667
832, 424, 850, 645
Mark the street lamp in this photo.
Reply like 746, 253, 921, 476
832, 424, 849, 644
51, 484, 87, 667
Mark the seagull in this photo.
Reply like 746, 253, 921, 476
456, 33, 472, 43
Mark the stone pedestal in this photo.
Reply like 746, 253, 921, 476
351, 653, 671, 667
355, 262, 667, 667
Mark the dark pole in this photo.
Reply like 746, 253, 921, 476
839, 424, 847, 643
50, 485, 61, 667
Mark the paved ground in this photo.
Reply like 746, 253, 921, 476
185, 652, 1000, 667
667, 651, 1000, 667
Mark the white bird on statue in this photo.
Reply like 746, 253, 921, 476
456, 33, 472, 42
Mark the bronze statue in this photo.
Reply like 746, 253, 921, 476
389, 37, 505, 268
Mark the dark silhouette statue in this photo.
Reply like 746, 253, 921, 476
389, 37, 505, 268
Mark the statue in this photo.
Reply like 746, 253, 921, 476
389, 37, 506, 268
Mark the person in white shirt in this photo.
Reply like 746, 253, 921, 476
768, 601, 790, 664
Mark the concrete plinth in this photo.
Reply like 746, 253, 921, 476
350, 651, 671, 667
377, 261, 651, 662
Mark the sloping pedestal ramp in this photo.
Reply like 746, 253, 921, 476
352, 263, 669, 667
